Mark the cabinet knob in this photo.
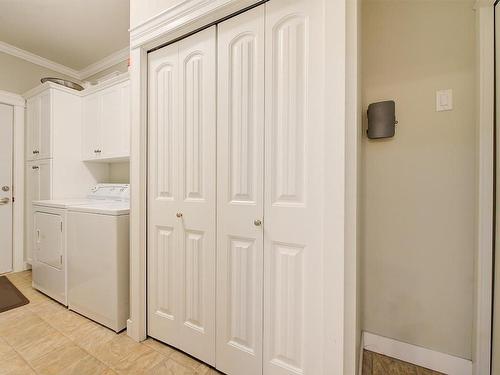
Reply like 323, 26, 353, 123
254, 219, 262, 226
176, 212, 183, 218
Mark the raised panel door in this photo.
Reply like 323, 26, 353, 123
176, 26, 217, 366
38, 91, 52, 160
82, 94, 101, 160
148, 41, 182, 349
264, 1, 326, 374
147, 26, 216, 366
120, 81, 131, 156
25, 97, 37, 161
101, 86, 122, 158
216, 7, 265, 375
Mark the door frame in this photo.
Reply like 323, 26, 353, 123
0, 91, 26, 273
127, 0, 359, 373
475, 1, 495, 375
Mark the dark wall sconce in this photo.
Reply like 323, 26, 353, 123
367, 100, 398, 139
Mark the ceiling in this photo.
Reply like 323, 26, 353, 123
0, 0, 129, 70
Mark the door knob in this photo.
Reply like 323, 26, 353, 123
254, 219, 262, 226
176, 212, 183, 218
0, 197, 10, 205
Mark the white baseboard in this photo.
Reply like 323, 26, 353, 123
362, 332, 472, 375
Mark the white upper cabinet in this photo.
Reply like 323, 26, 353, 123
82, 77, 130, 162
26, 90, 52, 161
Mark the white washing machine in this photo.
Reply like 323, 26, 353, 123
67, 186, 129, 332
31, 184, 130, 306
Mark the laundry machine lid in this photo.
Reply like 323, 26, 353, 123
67, 201, 130, 216
32, 199, 95, 209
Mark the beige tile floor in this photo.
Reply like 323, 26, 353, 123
362, 350, 445, 375
0, 270, 222, 375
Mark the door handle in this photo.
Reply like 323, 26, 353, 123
0, 197, 10, 205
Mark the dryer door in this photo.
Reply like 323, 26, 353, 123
34, 211, 63, 270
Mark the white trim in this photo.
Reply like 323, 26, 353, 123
0, 91, 28, 273
0, 90, 24, 107
79, 47, 130, 80
0, 40, 129, 81
0, 92, 27, 272
474, 2, 494, 375
12, 104, 26, 272
129, 0, 260, 49
363, 332, 473, 375
0, 40, 81, 80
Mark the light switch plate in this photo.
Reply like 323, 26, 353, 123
436, 89, 453, 111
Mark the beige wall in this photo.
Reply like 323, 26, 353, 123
109, 162, 130, 183
361, 0, 476, 359
0, 51, 79, 95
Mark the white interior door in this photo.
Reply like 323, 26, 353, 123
263, 1, 327, 374
216, 6, 265, 375
148, 26, 217, 366
0, 104, 13, 274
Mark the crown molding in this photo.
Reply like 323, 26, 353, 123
0, 90, 25, 107
0, 40, 129, 81
0, 40, 81, 79
78, 47, 129, 79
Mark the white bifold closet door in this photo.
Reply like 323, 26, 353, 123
263, 0, 326, 374
216, 6, 265, 375
147, 26, 217, 366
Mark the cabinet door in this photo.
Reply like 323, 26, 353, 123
25, 160, 52, 263
147, 26, 217, 366
101, 85, 122, 158
38, 91, 52, 160
25, 163, 38, 263
82, 94, 101, 160
38, 159, 52, 199
26, 97, 37, 161
120, 81, 131, 156
216, 7, 265, 375
263, 1, 328, 374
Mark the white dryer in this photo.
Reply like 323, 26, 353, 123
67, 185, 129, 332
32, 198, 93, 305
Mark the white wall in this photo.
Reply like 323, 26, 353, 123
361, 0, 476, 360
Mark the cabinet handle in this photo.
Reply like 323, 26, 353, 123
32, 150, 39, 154
94, 149, 102, 154
32, 165, 39, 170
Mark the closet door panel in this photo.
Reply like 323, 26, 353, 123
216, 6, 265, 375
264, 1, 325, 374
177, 26, 216, 366
148, 42, 182, 348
